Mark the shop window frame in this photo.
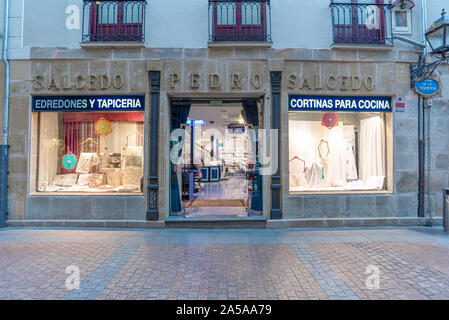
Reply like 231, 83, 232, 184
287, 101, 394, 196
29, 110, 147, 197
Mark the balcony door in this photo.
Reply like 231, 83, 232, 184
212, 1, 268, 42
334, 0, 386, 45
89, 1, 144, 42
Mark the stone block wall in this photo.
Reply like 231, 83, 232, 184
4, 46, 447, 225
425, 64, 449, 217
7, 56, 150, 222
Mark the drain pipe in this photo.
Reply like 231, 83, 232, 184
426, 98, 432, 227
0, 0, 10, 228
420, 0, 432, 227
417, 0, 429, 220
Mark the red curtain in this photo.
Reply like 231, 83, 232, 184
61, 113, 144, 174
63, 112, 144, 123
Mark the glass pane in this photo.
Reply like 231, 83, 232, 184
217, 4, 236, 25
446, 26, 449, 48
242, 3, 261, 25
124, 3, 142, 23
427, 27, 444, 50
99, 4, 117, 24
395, 11, 408, 27
288, 111, 387, 192
34, 112, 145, 194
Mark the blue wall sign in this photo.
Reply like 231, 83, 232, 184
289, 95, 392, 112
415, 78, 441, 98
32, 95, 145, 112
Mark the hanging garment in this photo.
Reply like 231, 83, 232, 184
318, 140, 331, 187
344, 139, 358, 181
306, 162, 323, 188
289, 158, 307, 188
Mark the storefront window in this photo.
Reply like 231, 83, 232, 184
288, 96, 392, 193
30, 96, 145, 194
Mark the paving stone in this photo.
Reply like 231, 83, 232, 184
1, 228, 449, 300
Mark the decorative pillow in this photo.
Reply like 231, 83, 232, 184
122, 147, 143, 168
122, 167, 142, 186
76, 153, 95, 174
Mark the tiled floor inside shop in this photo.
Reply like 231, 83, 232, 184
183, 175, 250, 218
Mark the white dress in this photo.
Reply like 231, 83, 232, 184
306, 162, 323, 188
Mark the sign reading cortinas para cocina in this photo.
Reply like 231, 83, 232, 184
289, 96, 392, 112
32, 95, 145, 112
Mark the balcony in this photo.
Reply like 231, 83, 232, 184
82, 0, 146, 43
330, 2, 393, 46
208, 0, 272, 45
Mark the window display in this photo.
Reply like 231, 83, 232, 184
289, 111, 390, 192
31, 111, 145, 194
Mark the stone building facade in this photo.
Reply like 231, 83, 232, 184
4, 45, 448, 228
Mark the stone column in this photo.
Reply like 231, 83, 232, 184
270, 71, 282, 219
147, 71, 160, 221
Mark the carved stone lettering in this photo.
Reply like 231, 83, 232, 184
170, 73, 180, 89
231, 73, 241, 89
251, 74, 263, 89
190, 74, 200, 89
209, 74, 221, 89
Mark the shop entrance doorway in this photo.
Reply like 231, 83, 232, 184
169, 98, 264, 219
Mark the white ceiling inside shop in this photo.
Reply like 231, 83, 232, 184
188, 104, 245, 126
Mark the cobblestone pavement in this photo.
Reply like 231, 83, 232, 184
0, 227, 449, 300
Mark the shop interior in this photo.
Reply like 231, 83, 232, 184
31, 112, 145, 194
170, 99, 263, 219
288, 111, 389, 192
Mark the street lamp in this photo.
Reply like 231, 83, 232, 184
410, 9, 449, 87
426, 9, 449, 58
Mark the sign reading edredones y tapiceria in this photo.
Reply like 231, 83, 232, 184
32, 95, 145, 112
289, 95, 392, 112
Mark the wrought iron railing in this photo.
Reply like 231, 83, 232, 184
209, 0, 272, 43
330, 2, 393, 46
82, 0, 146, 43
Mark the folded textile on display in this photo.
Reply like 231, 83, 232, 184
104, 169, 121, 187
77, 174, 92, 186
52, 173, 78, 186
89, 173, 105, 187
